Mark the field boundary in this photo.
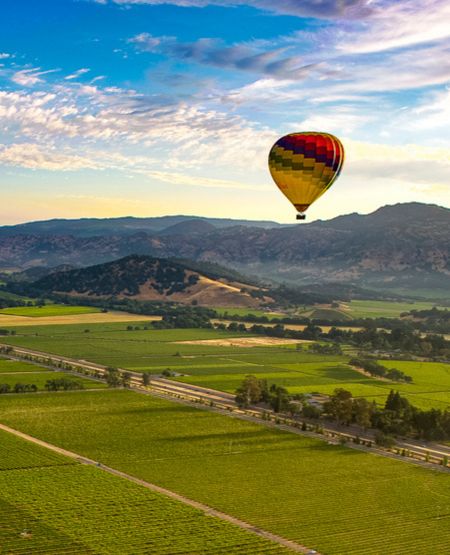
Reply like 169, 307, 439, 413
0, 422, 317, 555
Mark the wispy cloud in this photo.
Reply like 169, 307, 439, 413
337, 0, 450, 54
65, 68, 90, 80
145, 170, 271, 190
11, 67, 59, 87
130, 33, 322, 80
0, 143, 103, 171
0, 53, 11, 60
93, 0, 373, 20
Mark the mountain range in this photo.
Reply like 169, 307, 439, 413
1, 203, 448, 298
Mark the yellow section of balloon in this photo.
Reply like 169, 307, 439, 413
268, 132, 344, 215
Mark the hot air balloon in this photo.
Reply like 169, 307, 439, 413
268, 132, 344, 220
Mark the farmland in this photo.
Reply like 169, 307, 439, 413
295, 299, 445, 320
341, 299, 444, 319
0, 390, 449, 555
214, 307, 284, 318
0, 304, 101, 317
0, 357, 107, 390
0, 429, 291, 554
1, 322, 449, 410
0, 310, 155, 326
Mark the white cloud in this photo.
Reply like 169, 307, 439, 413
337, 0, 450, 54
145, 170, 271, 190
93, 0, 373, 20
0, 53, 11, 60
11, 68, 59, 87
296, 109, 375, 134
65, 68, 90, 80
0, 143, 103, 171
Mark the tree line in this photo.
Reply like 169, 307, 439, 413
235, 375, 450, 442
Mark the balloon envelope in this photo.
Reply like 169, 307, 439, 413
268, 132, 344, 213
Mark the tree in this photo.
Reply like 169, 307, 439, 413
105, 367, 121, 388
269, 385, 290, 413
122, 371, 132, 388
352, 398, 373, 429
235, 375, 263, 408
324, 389, 353, 425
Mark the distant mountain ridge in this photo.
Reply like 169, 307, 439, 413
0, 214, 286, 238
0, 203, 448, 296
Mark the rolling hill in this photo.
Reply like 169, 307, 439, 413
30, 255, 273, 308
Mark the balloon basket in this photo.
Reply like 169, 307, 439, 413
296, 213, 306, 221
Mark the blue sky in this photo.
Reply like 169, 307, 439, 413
0, 0, 449, 224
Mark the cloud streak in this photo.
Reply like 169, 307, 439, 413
94, 0, 373, 20
130, 33, 322, 80
65, 68, 90, 80
11, 68, 59, 87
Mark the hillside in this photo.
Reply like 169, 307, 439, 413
31, 255, 272, 308
0, 203, 448, 296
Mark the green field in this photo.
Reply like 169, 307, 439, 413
342, 299, 444, 319
0, 357, 107, 390
0, 390, 448, 555
0, 304, 101, 317
214, 307, 284, 318
1, 323, 449, 410
0, 429, 290, 554
0, 358, 46, 373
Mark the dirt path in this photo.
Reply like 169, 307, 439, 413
0, 422, 316, 555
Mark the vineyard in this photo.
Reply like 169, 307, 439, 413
0, 430, 294, 554
0, 390, 449, 555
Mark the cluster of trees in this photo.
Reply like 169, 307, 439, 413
0, 382, 37, 394
218, 308, 450, 336
330, 327, 449, 359
218, 320, 449, 360
105, 367, 132, 388
309, 343, 343, 355
0, 329, 16, 336
403, 307, 450, 334
324, 388, 450, 441
349, 357, 412, 382
235, 375, 303, 414
152, 306, 215, 329
235, 375, 450, 442
44, 378, 83, 391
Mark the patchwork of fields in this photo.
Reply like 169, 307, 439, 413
0, 430, 291, 554
1, 322, 449, 410
0, 390, 448, 555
